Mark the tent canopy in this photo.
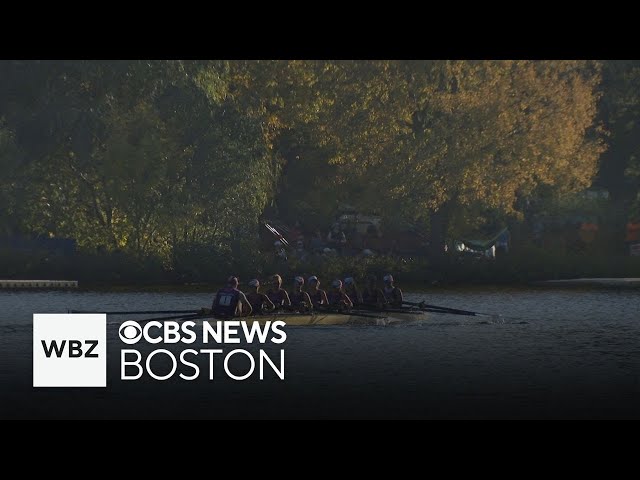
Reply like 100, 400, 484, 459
458, 227, 509, 251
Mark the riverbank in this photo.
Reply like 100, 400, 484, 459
532, 278, 640, 288
2, 246, 640, 289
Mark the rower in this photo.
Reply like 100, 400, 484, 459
382, 274, 403, 307
289, 276, 313, 312
306, 275, 329, 309
327, 279, 353, 310
245, 279, 275, 315
343, 277, 362, 305
265, 274, 292, 310
211, 276, 252, 317
362, 275, 386, 308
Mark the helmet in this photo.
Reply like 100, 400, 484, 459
308, 275, 319, 284
332, 279, 342, 288
344, 277, 354, 285
294, 276, 305, 285
383, 274, 394, 283
248, 279, 260, 287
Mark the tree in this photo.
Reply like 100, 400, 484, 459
276, 61, 602, 256
596, 60, 640, 250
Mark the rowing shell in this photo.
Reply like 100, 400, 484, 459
240, 312, 389, 326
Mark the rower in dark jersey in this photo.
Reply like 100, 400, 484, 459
382, 274, 403, 307
343, 277, 362, 305
327, 279, 353, 309
306, 275, 329, 309
265, 274, 291, 310
245, 279, 275, 315
289, 276, 313, 312
212, 276, 252, 317
362, 275, 386, 308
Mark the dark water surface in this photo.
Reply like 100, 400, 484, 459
1, 288, 639, 419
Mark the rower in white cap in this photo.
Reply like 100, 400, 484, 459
382, 274, 403, 307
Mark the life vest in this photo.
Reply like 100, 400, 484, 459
213, 287, 241, 317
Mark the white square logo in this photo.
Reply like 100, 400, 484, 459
33, 314, 107, 387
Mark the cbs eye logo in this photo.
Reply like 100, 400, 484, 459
119, 321, 142, 344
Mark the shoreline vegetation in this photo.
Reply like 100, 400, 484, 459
3, 247, 640, 290
1, 61, 639, 285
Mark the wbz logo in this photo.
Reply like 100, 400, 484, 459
41, 339, 99, 358
33, 314, 106, 387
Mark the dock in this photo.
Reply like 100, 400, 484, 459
0, 280, 78, 289
532, 278, 640, 288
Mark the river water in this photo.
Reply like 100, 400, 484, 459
1, 287, 639, 419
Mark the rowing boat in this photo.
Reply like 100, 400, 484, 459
349, 307, 428, 323
240, 312, 389, 326
375, 310, 427, 323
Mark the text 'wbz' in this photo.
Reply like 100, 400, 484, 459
120, 320, 286, 381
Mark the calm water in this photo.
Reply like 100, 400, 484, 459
1, 288, 639, 419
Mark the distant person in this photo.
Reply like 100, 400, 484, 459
289, 276, 313, 312
343, 277, 362, 305
292, 240, 308, 262
265, 274, 291, 310
245, 279, 275, 315
274, 240, 287, 262
625, 219, 640, 255
578, 221, 598, 245
289, 221, 304, 243
496, 229, 510, 255
327, 225, 347, 253
327, 279, 353, 309
212, 276, 252, 317
306, 275, 329, 309
382, 274, 403, 307
309, 230, 325, 253
362, 275, 386, 308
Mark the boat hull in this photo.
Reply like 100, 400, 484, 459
243, 312, 388, 326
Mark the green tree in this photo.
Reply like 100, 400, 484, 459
597, 60, 640, 249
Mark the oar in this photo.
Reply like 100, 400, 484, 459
272, 306, 384, 320
70, 309, 199, 315
403, 300, 494, 318
137, 313, 204, 323
353, 304, 429, 315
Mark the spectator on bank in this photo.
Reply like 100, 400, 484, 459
309, 230, 325, 253
327, 225, 347, 253
289, 221, 304, 243
496, 229, 511, 255
292, 240, 308, 263
625, 218, 640, 255
274, 240, 287, 262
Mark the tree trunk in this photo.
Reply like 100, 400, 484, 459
428, 203, 451, 264
596, 117, 640, 254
